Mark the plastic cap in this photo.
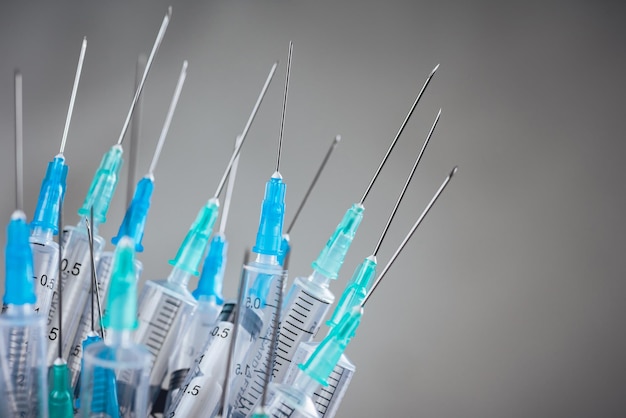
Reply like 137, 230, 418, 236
300, 306, 362, 386
169, 198, 220, 276
111, 175, 154, 252
253, 174, 286, 256
78, 145, 124, 225
31, 155, 68, 235
327, 256, 376, 328
3, 210, 35, 305
103, 236, 138, 331
193, 233, 227, 304
311, 203, 364, 279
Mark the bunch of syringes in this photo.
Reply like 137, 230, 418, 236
0, 8, 460, 418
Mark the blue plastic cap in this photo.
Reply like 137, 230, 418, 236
31, 155, 68, 235
277, 233, 290, 266
111, 175, 154, 252
193, 233, 227, 304
253, 173, 286, 256
312, 203, 364, 279
3, 211, 36, 305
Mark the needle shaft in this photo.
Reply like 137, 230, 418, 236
117, 7, 172, 146
372, 109, 441, 256
286, 134, 341, 234
359, 63, 440, 205
14, 70, 23, 211
213, 62, 279, 198
363, 165, 457, 307
60, 37, 87, 155
148, 60, 188, 177
276, 41, 293, 173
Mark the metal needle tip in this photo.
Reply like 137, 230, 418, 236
276, 41, 293, 173
213, 61, 279, 198
147, 59, 188, 177
286, 133, 341, 234
14, 69, 23, 211
60, 37, 87, 155
116, 7, 171, 146
359, 64, 439, 205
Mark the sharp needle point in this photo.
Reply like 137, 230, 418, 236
148, 60, 188, 177
276, 41, 293, 173
213, 62, 278, 198
60, 37, 87, 155
359, 64, 439, 205
286, 133, 341, 234
14, 70, 23, 211
116, 7, 171, 146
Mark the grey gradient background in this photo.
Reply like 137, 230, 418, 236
1, 1, 625, 416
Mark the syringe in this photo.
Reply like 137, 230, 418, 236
165, 255, 264, 417
269, 68, 440, 388
29, 38, 87, 320
47, 199, 75, 417
79, 237, 151, 417
130, 61, 278, 408
45, 8, 171, 366
68, 60, 187, 390
0, 211, 49, 418
283, 167, 458, 418
163, 132, 244, 410
229, 41, 293, 418
278, 134, 341, 267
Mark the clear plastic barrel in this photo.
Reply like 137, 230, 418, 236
0, 305, 49, 418
163, 298, 221, 408
166, 307, 262, 417
229, 259, 287, 418
131, 279, 197, 407
273, 274, 333, 384
46, 224, 104, 366
30, 231, 59, 318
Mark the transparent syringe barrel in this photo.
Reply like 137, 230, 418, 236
131, 279, 197, 406
46, 225, 104, 366
164, 299, 221, 405
68, 253, 143, 389
229, 261, 287, 418
80, 334, 150, 418
30, 231, 59, 318
284, 342, 355, 418
166, 307, 262, 417
273, 275, 333, 385
0, 305, 49, 418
